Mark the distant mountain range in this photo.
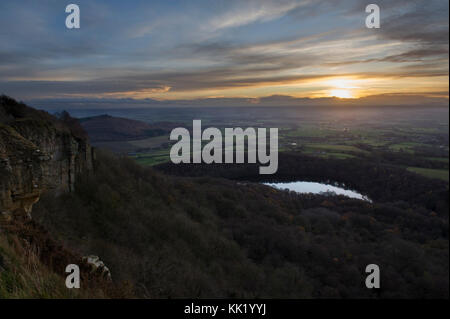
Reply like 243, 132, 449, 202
27, 93, 449, 110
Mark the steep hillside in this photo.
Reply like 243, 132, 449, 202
0, 96, 129, 298
0, 220, 112, 298
0, 230, 90, 298
33, 151, 449, 298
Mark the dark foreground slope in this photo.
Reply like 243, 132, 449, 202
0, 218, 126, 298
1, 97, 448, 298
33, 151, 449, 298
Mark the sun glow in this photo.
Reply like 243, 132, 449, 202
330, 89, 353, 98
327, 78, 359, 98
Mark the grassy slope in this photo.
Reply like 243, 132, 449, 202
0, 232, 103, 298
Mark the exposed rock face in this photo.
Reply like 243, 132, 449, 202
82, 255, 112, 281
0, 96, 94, 216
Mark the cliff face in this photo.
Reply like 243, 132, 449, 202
0, 96, 93, 216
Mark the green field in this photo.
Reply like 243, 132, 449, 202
303, 150, 356, 159
129, 148, 171, 166
134, 155, 170, 166
285, 127, 331, 138
426, 157, 449, 164
114, 108, 448, 183
304, 143, 369, 154
389, 142, 427, 153
407, 167, 449, 182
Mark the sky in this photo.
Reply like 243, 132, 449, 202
0, 0, 448, 107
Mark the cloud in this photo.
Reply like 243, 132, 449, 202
325, 48, 449, 67
0, 79, 170, 99
206, 0, 306, 31
2, 65, 447, 101
376, 0, 449, 45
0, 0, 447, 101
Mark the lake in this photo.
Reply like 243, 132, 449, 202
264, 181, 370, 201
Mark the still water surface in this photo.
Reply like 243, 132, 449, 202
264, 181, 370, 201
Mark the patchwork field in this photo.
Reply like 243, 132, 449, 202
76, 106, 448, 180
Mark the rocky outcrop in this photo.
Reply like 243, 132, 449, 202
82, 255, 112, 281
0, 96, 94, 216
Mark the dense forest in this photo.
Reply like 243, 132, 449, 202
31, 151, 449, 298
157, 152, 449, 215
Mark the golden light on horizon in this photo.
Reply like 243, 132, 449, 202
330, 89, 353, 98
61, 74, 448, 101
327, 78, 359, 99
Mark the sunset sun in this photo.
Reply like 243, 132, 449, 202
330, 89, 353, 98
327, 78, 358, 98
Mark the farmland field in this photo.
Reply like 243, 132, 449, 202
71, 106, 449, 180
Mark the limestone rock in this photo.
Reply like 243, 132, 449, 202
0, 96, 94, 216
82, 255, 112, 280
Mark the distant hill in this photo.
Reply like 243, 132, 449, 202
79, 114, 179, 142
